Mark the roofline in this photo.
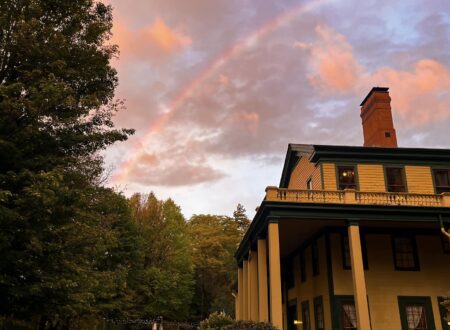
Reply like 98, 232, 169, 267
310, 144, 450, 163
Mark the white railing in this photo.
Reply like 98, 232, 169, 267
265, 187, 450, 207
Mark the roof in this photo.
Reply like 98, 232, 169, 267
360, 86, 389, 106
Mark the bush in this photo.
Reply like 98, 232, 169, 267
199, 313, 277, 330
199, 312, 234, 329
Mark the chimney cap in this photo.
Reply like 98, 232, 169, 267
360, 87, 389, 106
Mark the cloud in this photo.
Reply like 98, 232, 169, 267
125, 140, 226, 186
295, 25, 362, 92
112, 17, 192, 62
297, 24, 450, 126
370, 59, 450, 125
147, 19, 192, 52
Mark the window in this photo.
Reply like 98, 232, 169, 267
312, 240, 319, 276
341, 233, 368, 270
385, 131, 391, 138
302, 301, 311, 330
335, 296, 363, 330
437, 297, 449, 330
300, 250, 306, 283
433, 169, 450, 194
385, 167, 407, 192
341, 302, 357, 330
286, 258, 295, 289
287, 300, 298, 330
337, 166, 357, 190
314, 297, 325, 330
307, 177, 313, 190
398, 297, 436, 330
392, 235, 419, 271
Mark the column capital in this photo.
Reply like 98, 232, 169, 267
257, 234, 267, 241
268, 216, 279, 224
347, 219, 360, 226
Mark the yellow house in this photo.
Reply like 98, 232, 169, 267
235, 87, 450, 330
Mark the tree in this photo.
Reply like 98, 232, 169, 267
128, 193, 194, 321
233, 203, 251, 232
189, 214, 242, 320
0, 0, 134, 325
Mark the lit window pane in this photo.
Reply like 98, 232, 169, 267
405, 304, 428, 330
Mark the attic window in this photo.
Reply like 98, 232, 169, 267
385, 131, 391, 138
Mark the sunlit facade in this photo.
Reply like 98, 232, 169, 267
235, 87, 450, 330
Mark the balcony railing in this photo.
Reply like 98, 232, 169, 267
265, 187, 450, 208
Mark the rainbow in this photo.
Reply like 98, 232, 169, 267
112, 0, 329, 184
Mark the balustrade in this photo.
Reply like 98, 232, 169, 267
265, 186, 447, 207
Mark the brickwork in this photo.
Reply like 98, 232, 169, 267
360, 87, 398, 148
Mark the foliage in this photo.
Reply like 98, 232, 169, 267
199, 313, 277, 330
0, 0, 134, 325
189, 215, 243, 320
127, 193, 194, 321
198, 312, 233, 329
233, 204, 251, 232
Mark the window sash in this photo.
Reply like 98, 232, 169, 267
433, 169, 450, 194
338, 166, 357, 190
341, 303, 357, 330
302, 301, 311, 330
392, 236, 419, 270
314, 297, 325, 330
385, 167, 406, 192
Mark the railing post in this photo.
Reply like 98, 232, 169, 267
344, 189, 357, 204
442, 193, 450, 207
265, 186, 278, 201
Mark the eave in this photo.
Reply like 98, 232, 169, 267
235, 201, 450, 264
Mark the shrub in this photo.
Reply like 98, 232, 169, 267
199, 313, 276, 330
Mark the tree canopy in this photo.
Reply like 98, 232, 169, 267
0, 0, 134, 326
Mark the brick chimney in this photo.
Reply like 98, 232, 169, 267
360, 87, 398, 147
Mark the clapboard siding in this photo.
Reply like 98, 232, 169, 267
405, 166, 434, 194
288, 154, 319, 189
312, 165, 323, 190
357, 164, 386, 192
322, 163, 337, 190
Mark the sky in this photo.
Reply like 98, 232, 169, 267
103, 0, 450, 219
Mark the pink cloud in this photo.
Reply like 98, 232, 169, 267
296, 25, 362, 92
299, 24, 450, 125
370, 59, 450, 124
112, 17, 192, 61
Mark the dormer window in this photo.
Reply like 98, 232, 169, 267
337, 166, 357, 190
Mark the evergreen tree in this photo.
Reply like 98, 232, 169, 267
0, 0, 134, 325
233, 203, 251, 232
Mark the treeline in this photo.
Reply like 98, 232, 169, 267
0, 0, 250, 328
